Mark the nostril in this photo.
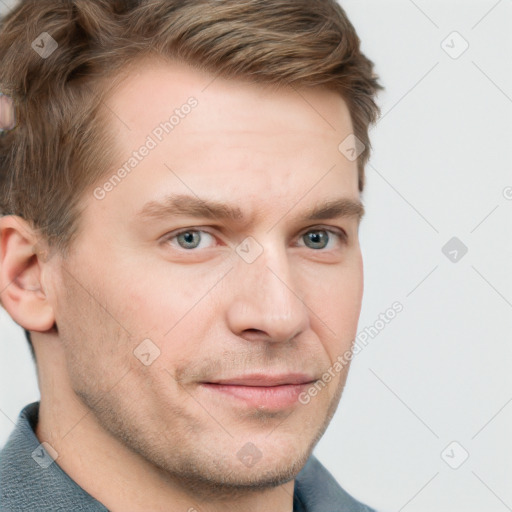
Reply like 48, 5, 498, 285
241, 329, 270, 342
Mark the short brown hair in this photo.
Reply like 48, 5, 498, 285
0, 0, 382, 253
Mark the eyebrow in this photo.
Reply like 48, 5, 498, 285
137, 193, 365, 224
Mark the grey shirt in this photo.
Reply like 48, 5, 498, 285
0, 402, 375, 511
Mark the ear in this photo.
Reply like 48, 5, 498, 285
0, 215, 55, 332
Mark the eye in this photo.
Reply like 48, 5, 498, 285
163, 229, 216, 250
298, 228, 347, 250
161, 226, 348, 252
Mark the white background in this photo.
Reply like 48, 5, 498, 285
1, 1, 511, 511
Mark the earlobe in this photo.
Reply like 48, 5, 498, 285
0, 216, 56, 332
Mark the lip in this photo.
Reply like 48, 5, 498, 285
200, 373, 317, 410
205, 373, 316, 387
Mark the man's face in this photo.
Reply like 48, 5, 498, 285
48, 59, 363, 497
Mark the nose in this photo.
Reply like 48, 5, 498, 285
225, 239, 310, 344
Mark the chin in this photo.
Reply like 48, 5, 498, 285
165, 449, 310, 501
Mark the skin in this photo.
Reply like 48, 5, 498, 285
0, 59, 364, 512
0, 94, 15, 130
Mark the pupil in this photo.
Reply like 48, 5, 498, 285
179, 231, 198, 248
308, 231, 326, 248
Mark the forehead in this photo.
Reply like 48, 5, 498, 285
106, 57, 354, 149
88, 59, 360, 226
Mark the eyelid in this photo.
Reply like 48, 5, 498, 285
298, 224, 347, 238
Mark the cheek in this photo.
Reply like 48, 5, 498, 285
105, 269, 217, 371
112, 277, 206, 344
107, 254, 220, 325
306, 257, 363, 353
311, 253, 363, 307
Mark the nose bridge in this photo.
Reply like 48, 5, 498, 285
228, 234, 310, 342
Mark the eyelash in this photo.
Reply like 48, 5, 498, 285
161, 226, 348, 251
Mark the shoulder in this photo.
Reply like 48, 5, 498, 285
294, 454, 376, 512
0, 402, 107, 512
